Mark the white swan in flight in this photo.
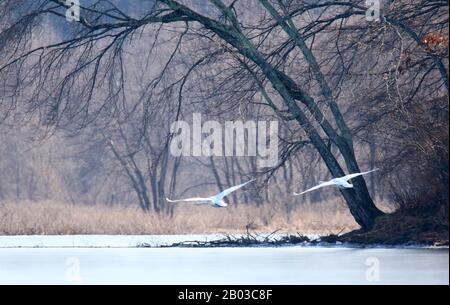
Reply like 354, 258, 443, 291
167, 179, 256, 208
294, 169, 379, 196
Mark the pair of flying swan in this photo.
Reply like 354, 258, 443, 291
167, 169, 379, 208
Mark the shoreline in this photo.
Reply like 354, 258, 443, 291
0, 233, 448, 249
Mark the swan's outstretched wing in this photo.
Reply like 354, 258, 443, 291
166, 197, 209, 205
342, 169, 379, 181
213, 179, 256, 201
293, 180, 336, 196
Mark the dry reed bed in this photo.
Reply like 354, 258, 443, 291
0, 200, 359, 235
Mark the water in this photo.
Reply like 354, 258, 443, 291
0, 247, 448, 285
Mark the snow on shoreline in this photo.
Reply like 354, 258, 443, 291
0, 234, 447, 249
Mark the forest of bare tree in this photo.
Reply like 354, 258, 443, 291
0, 0, 448, 243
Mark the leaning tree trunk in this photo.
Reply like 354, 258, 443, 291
250, 50, 383, 230
258, 0, 384, 230
234, 36, 383, 230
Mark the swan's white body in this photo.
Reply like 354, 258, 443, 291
294, 169, 379, 196
167, 179, 255, 208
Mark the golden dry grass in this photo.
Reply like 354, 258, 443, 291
0, 200, 363, 235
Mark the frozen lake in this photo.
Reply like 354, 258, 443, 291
0, 246, 448, 285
